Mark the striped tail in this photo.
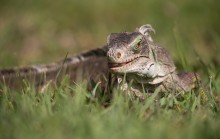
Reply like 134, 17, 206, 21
0, 48, 109, 90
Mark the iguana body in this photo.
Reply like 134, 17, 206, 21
0, 24, 199, 98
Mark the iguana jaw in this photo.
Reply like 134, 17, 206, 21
108, 56, 148, 73
108, 55, 139, 68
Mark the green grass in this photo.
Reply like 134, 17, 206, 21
0, 74, 220, 139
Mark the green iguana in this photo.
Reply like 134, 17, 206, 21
106, 24, 201, 99
0, 24, 201, 99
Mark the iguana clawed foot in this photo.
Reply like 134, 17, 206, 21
117, 77, 145, 101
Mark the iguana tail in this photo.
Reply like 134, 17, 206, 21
0, 48, 109, 91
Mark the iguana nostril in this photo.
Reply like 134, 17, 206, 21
116, 52, 121, 59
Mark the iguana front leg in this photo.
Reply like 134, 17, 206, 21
117, 77, 145, 101
110, 63, 170, 100
115, 57, 167, 100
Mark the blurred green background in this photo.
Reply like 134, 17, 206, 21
0, 0, 219, 70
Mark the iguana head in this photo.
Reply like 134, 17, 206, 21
106, 24, 156, 77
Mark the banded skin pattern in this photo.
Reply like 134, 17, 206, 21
0, 48, 109, 91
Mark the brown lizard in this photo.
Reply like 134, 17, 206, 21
106, 24, 201, 99
0, 24, 201, 100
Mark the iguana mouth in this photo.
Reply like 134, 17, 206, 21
108, 56, 146, 69
108, 61, 133, 68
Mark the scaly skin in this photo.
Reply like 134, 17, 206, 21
106, 24, 200, 99
0, 48, 109, 91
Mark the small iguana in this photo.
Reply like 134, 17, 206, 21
106, 24, 201, 99
0, 24, 201, 99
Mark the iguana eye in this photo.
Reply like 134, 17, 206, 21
133, 41, 142, 51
